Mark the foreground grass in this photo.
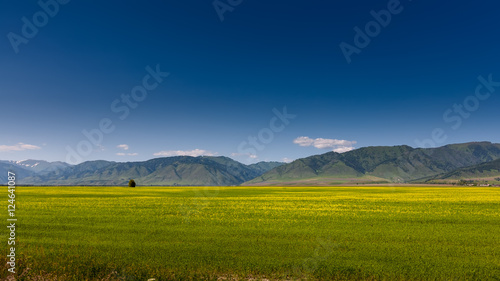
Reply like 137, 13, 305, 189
2, 186, 500, 280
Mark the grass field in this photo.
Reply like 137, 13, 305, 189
2, 186, 500, 280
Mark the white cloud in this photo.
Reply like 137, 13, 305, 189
154, 149, 218, 157
117, 144, 129, 150
116, 152, 139, 156
0, 143, 41, 152
231, 152, 258, 159
282, 157, 293, 163
293, 136, 357, 153
293, 136, 315, 147
333, 146, 355, 153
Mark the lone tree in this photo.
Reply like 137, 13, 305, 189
128, 179, 136, 187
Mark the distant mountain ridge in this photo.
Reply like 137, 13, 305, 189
0, 160, 72, 183
423, 158, 500, 184
2, 142, 500, 186
0, 159, 70, 175
15, 157, 283, 186
245, 142, 500, 185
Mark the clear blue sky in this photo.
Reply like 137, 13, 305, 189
1, 0, 499, 164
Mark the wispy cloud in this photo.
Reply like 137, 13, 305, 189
231, 152, 258, 159
282, 157, 293, 163
0, 143, 41, 152
293, 136, 315, 147
116, 152, 138, 156
117, 144, 129, 150
332, 146, 355, 153
154, 149, 218, 157
293, 136, 356, 153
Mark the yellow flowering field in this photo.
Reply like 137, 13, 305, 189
2, 186, 499, 280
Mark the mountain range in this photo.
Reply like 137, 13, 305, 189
2, 142, 500, 186
246, 142, 500, 185
2, 157, 284, 186
424, 158, 500, 184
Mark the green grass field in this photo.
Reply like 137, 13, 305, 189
2, 186, 500, 280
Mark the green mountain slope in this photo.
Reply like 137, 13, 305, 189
246, 142, 500, 185
423, 158, 500, 184
20, 157, 283, 186
7, 142, 500, 186
248, 161, 284, 175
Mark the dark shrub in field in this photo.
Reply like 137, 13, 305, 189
129, 179, 136, 187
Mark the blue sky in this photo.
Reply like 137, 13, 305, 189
1, 0, 499, 164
